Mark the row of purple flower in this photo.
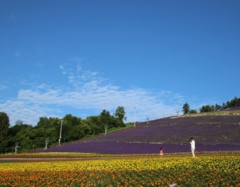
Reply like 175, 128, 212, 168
42, 141, 240, 154
41, 115, 240, 154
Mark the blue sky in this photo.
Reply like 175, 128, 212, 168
0, 0, 239, 126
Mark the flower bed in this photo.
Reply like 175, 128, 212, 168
0, 155, 239, 186
39, 115, 240, 154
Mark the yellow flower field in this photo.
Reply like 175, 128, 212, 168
0, 155, 239, 186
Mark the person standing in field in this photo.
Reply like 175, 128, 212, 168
190, 137, 195, 157
159, 147, 163, 156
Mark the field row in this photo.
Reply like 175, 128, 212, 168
0, 156, 239, 186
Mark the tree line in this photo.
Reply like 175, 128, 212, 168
0, 106, 126, 153
182, 96, 240, 114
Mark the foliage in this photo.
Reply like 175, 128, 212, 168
200, 96, 240, 113
100, 109, 111, 123
189, 109, 197, 114
114, 106, 126, 123
0, 112, 10, 150
1, 107, 126, 153
200, 105, 213, 113
183, 96, 240, 114
182, 103, 190, 114
224, 96, 240, 108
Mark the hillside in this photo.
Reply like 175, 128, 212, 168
41, 109, 240, 154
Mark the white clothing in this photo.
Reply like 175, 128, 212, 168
191, 147, 195, 157
190, 140, 195, 149
190, 139, 195, 157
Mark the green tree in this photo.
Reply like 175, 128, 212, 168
13, 126, 35, 151
79, 120, 92, 136
100, 109, 113, 128
36, 117, 49, 128
214, 104, 222, 111
0, 112, 10, 149
100, 110, 111, 122
15, 120, 23, 125
200, 105, 213, 113
44, 127, 58, 146
222, 102, 226, 109
31, 127, 46, 148
182, 103, 190, 114
114, 106, 125, 122
229, 97, 240, 107
87, 116, 103, 134
8, 124, 31, 137
111, 117, 125, 127
189, 109, 198, 114
63, 114, 80, 127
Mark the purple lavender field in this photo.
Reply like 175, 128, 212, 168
41, 114, 240, 154
222, 106, 240, 111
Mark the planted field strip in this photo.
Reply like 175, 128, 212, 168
0, 155, 239, 187
41, 115, 240, 154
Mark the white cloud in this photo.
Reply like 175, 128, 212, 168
0, 59, 183, 126
0, 100, 58, 126
3, 82, 180, 125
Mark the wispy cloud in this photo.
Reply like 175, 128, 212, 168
59, 65, 66, 74
69, 57, 85, 64
61, 59, 102, 88
0, 84, 8, 90
0, 100, 60, 126
0, 59, 183, 126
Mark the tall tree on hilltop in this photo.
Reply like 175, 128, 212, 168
182, 103, 190, 114
114, 106, 126, 122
